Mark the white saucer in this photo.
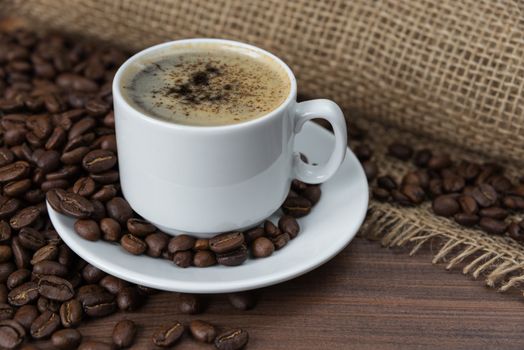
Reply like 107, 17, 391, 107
48, 122, 369, 293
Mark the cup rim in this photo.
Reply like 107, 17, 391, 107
112, 38, 297, 132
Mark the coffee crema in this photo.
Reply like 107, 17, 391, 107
121, 44, 290, 126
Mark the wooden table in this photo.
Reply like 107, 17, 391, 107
43, 237, 521, 349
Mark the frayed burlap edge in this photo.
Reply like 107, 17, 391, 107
354, 118, 524, 297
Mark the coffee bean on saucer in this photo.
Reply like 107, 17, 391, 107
228, 291, 257, 310
0, 319, 26, 349
106, 197, 133, 224
278, 215, 299, 239
59, 299, 83, 328
178, 293, 204, 314
302, 185, 321, 205
100, 217, 121, 242
74, 219, 101, 241
173, 251, 193, 268
282, 196, 312, 218
271, 233, 290, 250
193, 250, 216, 267
217, 245, 248, 266
51, 328, 82, 350
152, 321, 185, 347
243, 227, 264, 244
209, 232, 244, 254
168, 234, 195, 254
30, 310, 60, 339
120, 234, 147, 255
193, 238, 209, 250
215, 328, 249, 350
189, 320, 216, 343
112, 319, 136, 348
263, 220, 280, 238
291, 179, 307, 192
126, 218, 155, 237
145, 232, 169, 257
252, 237, 274, 258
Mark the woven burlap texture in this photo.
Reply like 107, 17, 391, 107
3, 0, 524, 296
3, 0, 524, 164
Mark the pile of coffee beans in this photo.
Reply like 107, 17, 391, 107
0, 27, 282, 348
363, 140, 524, 242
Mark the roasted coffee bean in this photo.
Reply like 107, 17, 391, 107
471, 184, 498, 208
228, 291, 257, 310
278, 215, 300, 239
442, 174, 465, 193
210, 232, 244, 254
271, 232, 290, 250
502, 195, 524, 210
45, 165, 80, 181
264, 220, 280, 238
126, 218, 155, 237
99, 275, 129, 295
0, 197, 21, 219
490, 175, 512, 193
90, 170, 119, 184
61, 146, 90, 165
377, 175, 397, 190
120, 234, 147, 255
432, 195, 460, 217
97, 134, 117, 153
454, 213, 480, 227
362, 160, 378, 180
217, 245, 248, 266
10, 206, 40, 230
74, 219, 101, 241
112, 319, 136, 348
41, 178, 69, 191
13, 305, 38, 330
215, 328, 249, 350
303, 185, 322, 206
0, 245, 12, 263
106, 197, 133, 224
0, 284, 7, 304
31, 244, 59, 265
12, 237, 31, 270
479, 217, 508, 235
81, 289, 116, 318
402, 171, 429, 189
38, 275, 74, 301
59, 299, 83, 328
168, 235, 195, 254
413, 149, 432, 167
30, 310, 60, 339
78, 341, 114, 350
252, 237, 274, 258
427, 154, 452, 170
458, 195, 478, 215
152, 321, 185, 347
173, 251, 193, 268
91, 184, 118, 202
82, 149, 116, 174
48, 189, 94, 218
85, 99, 110, 116
4, 129, 26, 147
76, 284, 105, 304
371, 187, 390, 202
18, 227, 45, 251
189, 320, 216, 343
401, 184, 425, 204
36, 150, 61, 174
193, 250, 216, 267
178, 293, 204, 314
4, 179, 31, 197
354, 144, 373, 161
8, 281, 39, 306
243, 227, 264, 244
388, 142, 413, 160
73, 177, 96, 197
282, 196, 312, 217
0, 148, 14, 167
82, 264, 106, 284
116, 286, 141, 311
0, 319, 26, 349
100, 217, 121, 242
45, 127, 67, 150
0, 303, 14, 321
509, 184, 524, 197
145, 232, 169, 257
57, 245, 75, 267
391, 189, 412, 206
51, 328, 82, 350
68, 117, 96, 140
6, 269, 30, 289
0, 262, 16, 283
479, 207, 508, 220
33, 261, 68, 277
291, 179, 307, 192
508, 222, 524, 241
0, 221, 11, 241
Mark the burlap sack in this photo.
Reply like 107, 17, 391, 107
3, 0, 524, 164
3, 0, 524, 296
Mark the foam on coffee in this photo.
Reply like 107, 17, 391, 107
121, 43, 290, 126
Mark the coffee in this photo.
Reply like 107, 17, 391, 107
121, 44, 290, 126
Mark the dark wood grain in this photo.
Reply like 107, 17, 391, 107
30, 237, 524, 349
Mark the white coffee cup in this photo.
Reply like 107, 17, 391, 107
112, 38, 347, 236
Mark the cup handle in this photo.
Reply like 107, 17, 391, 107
293, 99, 347, 184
